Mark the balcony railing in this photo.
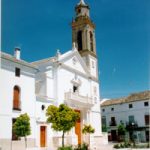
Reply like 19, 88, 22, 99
65, 91, 94, 107
126, 121, 138, 130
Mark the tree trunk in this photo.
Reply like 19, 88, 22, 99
62, 131, 65, 147
25, 136, 27, 149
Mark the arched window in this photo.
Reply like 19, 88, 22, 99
90, 31, 94, 52
77, 31, 83, 51
13, 86, 21, 110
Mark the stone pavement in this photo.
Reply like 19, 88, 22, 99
27, 143, 114, 150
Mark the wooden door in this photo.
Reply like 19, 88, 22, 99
75, 110, 81, 144
40, 126, 46, 147
111, 130, 117, 141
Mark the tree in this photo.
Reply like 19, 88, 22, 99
117, 123, 126, 142
82, 124, 95, 148
46, 104, 80, 147
13, 113, 31, 149
82, 124, 95, 134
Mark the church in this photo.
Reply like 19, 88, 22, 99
0, 0, 107, 150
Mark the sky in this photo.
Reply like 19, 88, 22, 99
1, 0, 150, 99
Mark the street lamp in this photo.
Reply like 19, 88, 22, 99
131, 122, 135, 146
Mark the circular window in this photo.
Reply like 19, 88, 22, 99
72, 57, 77, 65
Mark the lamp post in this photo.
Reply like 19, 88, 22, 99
131, 122, 135, 147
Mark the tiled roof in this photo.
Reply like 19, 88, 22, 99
101, 91, 150, 106
31, 57, 56, 65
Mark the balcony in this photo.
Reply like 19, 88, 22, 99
126, 121, 138, 130
64, 91, 94, 108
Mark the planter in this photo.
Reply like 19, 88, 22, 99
114, 148, 149, 150
113, 148, 132, 150
132, 149, 150, 150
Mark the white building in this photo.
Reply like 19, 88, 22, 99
101, 91, 150, 143
0, 1, 106, 150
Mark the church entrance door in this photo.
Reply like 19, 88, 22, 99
75, 110, 81, 144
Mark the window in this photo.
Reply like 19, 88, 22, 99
129, 104, 133, 108
90, 31, 94, 52
77, 31, 82, 50
78, 8, 81, 13
15, 68, 20, 77
129, 115, 134, 123
110, 117, 116, 126
12, 118, 19, 140
13, 86, 21, 110
144, 102, 149, 107
111, 108, 114, 111
73, 85, 78, 93
145, 115, 150, 125
102, 109, 105, 112
41, 105, 45, 111
102, 116, 107, 126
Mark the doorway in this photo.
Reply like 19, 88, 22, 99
111, 130, 117, 141
40, 126, 46, 147
75, 110, 81, 144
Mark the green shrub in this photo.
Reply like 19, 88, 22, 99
120, 143, 125, 148
58, 146, 73, 150
147, 143, 150, 148
81, 143, 88, 150
74, 143, 88, 150
113, 144, 120, 149
113, 142, 132, 149
124, 141, 131, 148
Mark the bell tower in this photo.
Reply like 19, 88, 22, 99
72, 0, 98, 78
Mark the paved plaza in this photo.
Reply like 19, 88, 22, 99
27, 143, 114, 150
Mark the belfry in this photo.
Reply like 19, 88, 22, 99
72, 0, 96, 57
72, 0, 98, 79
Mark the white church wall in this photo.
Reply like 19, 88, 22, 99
0, 58, 37, 140
35, 73, 47, 97
57, 68, 75, 104
89, 55, 98, 78
63, 55, 87, 75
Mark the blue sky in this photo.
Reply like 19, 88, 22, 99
2, 0, 150, 99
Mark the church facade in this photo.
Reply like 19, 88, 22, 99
0, 1, 106, 150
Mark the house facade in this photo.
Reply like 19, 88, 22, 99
101, 91, 150, 143
0, 1, 106, 150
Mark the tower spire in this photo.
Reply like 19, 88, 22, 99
78, 0, 86, 5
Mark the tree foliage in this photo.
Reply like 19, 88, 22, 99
102, 125, 107, 132
117, 123, 126, 135
13, 113, 31, 148
46, 104, 80, 147
82, 124, 95, 134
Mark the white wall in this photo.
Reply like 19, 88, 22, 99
0, 58, 37, 139
101, 99, 150, 127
